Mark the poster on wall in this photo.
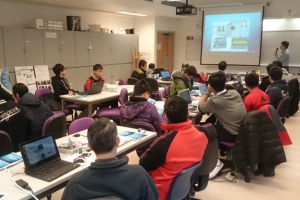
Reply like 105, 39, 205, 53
15, 66, 37, 93
186, 35, 201, 60
34, 65, 51, 90
15, 65, 50, 94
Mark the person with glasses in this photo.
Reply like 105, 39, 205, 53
168, 66, 197, 97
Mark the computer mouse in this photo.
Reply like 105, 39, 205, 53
73, 157, 86, 164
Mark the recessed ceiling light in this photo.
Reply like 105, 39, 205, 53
118, 12, 147, 17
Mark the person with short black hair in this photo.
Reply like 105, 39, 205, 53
274, 41, 290, 72
120, 79, 164, 135
181, 63, 189, 72
198, 72, 246, 143
266, 66, 289, 109
272, 60, 292, 81
140, 96, 208, 200
12, 83, 53, 139
146, 63, 155, 75
259, 63, 277, 92
169, 66, 197, 96
131, 59, 147, 80
218, 61, 234, 82
243, 73, 270, 113
62, 118, 158, 200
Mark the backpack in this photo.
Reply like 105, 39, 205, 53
39, 93, 62, 111
225, 83, 246, 97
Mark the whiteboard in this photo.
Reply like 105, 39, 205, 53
261, 31, 300, 67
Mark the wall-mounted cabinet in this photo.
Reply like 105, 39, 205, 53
43, 30, 61, 69
24, 29, 44, 66
60, 31, 76, 68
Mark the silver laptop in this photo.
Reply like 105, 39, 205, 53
79, 81, 104, 95
178, 89, 198, 112
19, 135, 80, 182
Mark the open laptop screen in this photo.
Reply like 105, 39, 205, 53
178, 89, 192, 104
160, 70, 171, 79
20, 135, 60, 173
199, 84, 207, 96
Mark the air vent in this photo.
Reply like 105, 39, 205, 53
161, 1, 192, 7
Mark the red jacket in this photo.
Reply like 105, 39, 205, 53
85, 76, 105, 91
139, 120, 208, 200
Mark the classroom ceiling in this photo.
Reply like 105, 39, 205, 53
5, 0, 269, 18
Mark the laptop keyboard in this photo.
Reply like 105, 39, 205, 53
32, 160, 71, 178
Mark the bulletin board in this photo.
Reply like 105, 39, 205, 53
186, 35, 201, 60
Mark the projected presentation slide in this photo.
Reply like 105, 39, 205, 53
201, 8, 263, 65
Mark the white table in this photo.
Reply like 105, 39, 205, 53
157, 79, 172, 86
60, 85, 134, 117
0, 126, 157, 200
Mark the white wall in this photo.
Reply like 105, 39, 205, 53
0, 1, 134, 33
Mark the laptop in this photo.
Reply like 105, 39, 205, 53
236, 75, 242, 84
160, 70, 172, 81
79, 81, 104, 95
199, 84, 208, 96
19, 135, 80, 182
178, 89, 198, 112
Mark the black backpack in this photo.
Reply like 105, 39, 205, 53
39, 93, 62, 111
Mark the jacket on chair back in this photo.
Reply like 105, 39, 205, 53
232, 110, 286, 171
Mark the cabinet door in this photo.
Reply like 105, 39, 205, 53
65, 68, 77, 91
121, 64, 133, 81
0, 28, 5, 68
75, 32, 89, 67
43, 30, 61, 69
121, 34, 132, 63
102, 65, 112, 82
111, 34, 122, 64
130, 35, 139, 54
24, 29, 44, 66
88, 32, 101, 65
3, 27, 26, 71
59, 31, 76, 68
76, 68, 90, 92
99, 34, 112, 65
112, 65, 122, 81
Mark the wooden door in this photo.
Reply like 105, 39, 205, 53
156, 32, 174, 71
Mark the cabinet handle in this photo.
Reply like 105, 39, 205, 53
23, 49, 26, 53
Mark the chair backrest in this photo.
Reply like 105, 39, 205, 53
146, 77, 159, 92
117, 79, 126, 85
167, 161, 203, 200
118, 88, 128, 106
0, 130, 13, 156
68, 117, 95, 135
165, 85, 170, 96
84, 84, 87, 92
287, 78, 296, 96
42, 112, 67, 139
276, 96, 291, 117
125, 120, 156, 132
127, 78, 139, 85
35, 88, 52, 98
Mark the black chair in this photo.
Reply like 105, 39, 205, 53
127, 77, 139, 85
0, 130, 13, 156
276, 96, 291, 123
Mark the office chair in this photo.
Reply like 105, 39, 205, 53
167, 161, 203, 200
0, 130, 13, 156
42, 112, 67, 139
127, 77, 139, 85
276, 96, 291, 123
68, 117, 95, 135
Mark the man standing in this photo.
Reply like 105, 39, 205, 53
62, 118, 158, 200
274, 41, 290, 72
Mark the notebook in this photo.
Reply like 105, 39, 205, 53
178, 89, 198, 113
160, 70, 172, 81
78, 81, 104, 95
19, 135, 80, 182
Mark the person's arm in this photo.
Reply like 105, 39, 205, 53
140, 168, 159, 200
198, 85, 212, 105
277, 52, 288, 63
85, 78, 92, 91
139, 135, 173, 172
52, 79, 63, 102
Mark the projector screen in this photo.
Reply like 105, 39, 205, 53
201, 6, 264, 66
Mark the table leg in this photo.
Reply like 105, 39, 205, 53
88, 103, 93, 117
61, 99, 65, 112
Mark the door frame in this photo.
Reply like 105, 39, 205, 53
156, 31, 175, 72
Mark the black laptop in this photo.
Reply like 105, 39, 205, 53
19, 135, 80, 182
79, 81, 104, 95
160, 70, 172, 81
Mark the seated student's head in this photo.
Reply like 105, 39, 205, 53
183, 66, 197, 81
272, 60, 283, 68
87, 118, 119, 155
245, 73, 259, 90
164, 96, 188, 123
139, 60, 147, 71
12, 83, 28, 101
208, 71, 226, 93
53, 63, 66, 77
93, 64, 103, 78
280, 41, 289, 50
266, 63, 277, 75
133, 79, 151, 99
182, 63, 189, 71
218, 61, 227, 71
148, 63, 155, 70
269, 66, 283, 82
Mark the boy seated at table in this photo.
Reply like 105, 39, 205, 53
139, 96, 208, 200
62, 118, 158, 200
86, 64, 118, 108
120, 79, 164, 136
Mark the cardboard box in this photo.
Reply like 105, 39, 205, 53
29, 19, 44, 29
100, 28, 110, 33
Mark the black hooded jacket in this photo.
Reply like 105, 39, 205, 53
51, 75, 72, 102
266, 79, 289, 109
19, 93, 53, 139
